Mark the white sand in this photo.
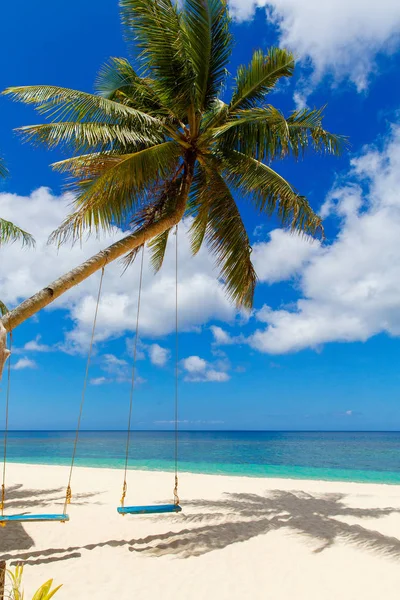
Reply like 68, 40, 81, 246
1, 463, 400, 599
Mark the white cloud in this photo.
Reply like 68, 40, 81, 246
181, 355, 207, 373
181, 354, 230, 382
253, 224, 265, 238
249, 122, 400, 354
0, 188, 235, 352
101, 353, 130, 383
90, 376, 109, 386
148, 343, 170, 367
210, 325, 235, 345
230, 0, 400, 95
12, 357, 37, 371
252, 230, 320, 284
97, 353, 146, 385
23, 335, 52, 353
210, 325, 245, 348
125, 337, 146, 361
203, 369, 230, 382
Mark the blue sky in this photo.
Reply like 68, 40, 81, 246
1, 0, 400, 431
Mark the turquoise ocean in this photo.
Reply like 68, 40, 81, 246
2, 430, 400, 484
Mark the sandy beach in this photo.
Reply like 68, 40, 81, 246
0, 463, 400, 599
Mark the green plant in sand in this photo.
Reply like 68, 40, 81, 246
6, 565, 61, 600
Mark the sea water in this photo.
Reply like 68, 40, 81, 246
2, 430, 400, 484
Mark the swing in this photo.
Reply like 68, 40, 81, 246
118, 229, 182, 516
0, 264, 106, 525
0, 329, 69, 524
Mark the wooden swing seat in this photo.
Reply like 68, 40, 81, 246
0, 513, 69, 523
118, 504, 182, 515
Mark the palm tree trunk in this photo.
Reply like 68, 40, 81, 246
0, 322, 10, 384
0, 156, 196, 380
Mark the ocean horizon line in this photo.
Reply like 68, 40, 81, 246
3, 429, 400, 433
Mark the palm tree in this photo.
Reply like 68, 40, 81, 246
0, 157, 34, 247
0, 0, 345, 355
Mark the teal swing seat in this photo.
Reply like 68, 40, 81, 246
118, 504, 182, 516
0, 513, 69, 523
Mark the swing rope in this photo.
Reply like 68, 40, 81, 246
173, 225, 179, 506
0, 331, 12, 525
63, 266, 105, 516
120, 226, 180, 511
120, 245, 145, 509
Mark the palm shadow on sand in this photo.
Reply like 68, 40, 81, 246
0, 484, 102, 554
3, 489, 400, 565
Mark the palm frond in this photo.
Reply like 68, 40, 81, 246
95, 57, 144, 99
223, 150, 323, 237
200, 99, 229, 133
230, 47, 294, 112
188, 163, 257, 307
50, 141, 181, 244
120, 0, 195, 118
3, 85, 160, 128
16, 121, 162, 153
0, 157, 8, 178
95, 57, 169, 117
212, 105, 347, 160
187, 167, 209, 254
123, 171, 184, 270
147, 229, 171, 271
0, 217, 35, 247
0, 300, 9, 316
182, 0, 232, 111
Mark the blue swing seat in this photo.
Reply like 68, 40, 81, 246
0, 513, 69, 523
118, 504, 182, 515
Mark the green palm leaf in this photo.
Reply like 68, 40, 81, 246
95, 57, 169, 117
182, 0, 232, 112
0, 156, 8, 178
189, 164, 257, 307
223, 150, 323, 237
200, 99, 229, 133
230, 47, 294, 112
147, 229, 171, 272
17, 121, 162, 153
120, 0, 195, 118
51, 141, 181, 243
0, 300, 9, 316
0, 217, 35, 247
124, 170, 185, 270
212, 105, 347, 160
3, 85, 160, 128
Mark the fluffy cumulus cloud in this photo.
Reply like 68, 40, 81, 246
181, 355, 230, 382
0, 188, 235, 352
229, 0, 400, 96
210, 325, 235, 345
249, 123, 400, 354
12, 357, 37, 371
252, 230, 320, 284
22, 336, 52, 353
91, 353, 146, 385
148, 343, 170, 367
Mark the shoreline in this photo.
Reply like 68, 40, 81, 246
6, 458, 400, 486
